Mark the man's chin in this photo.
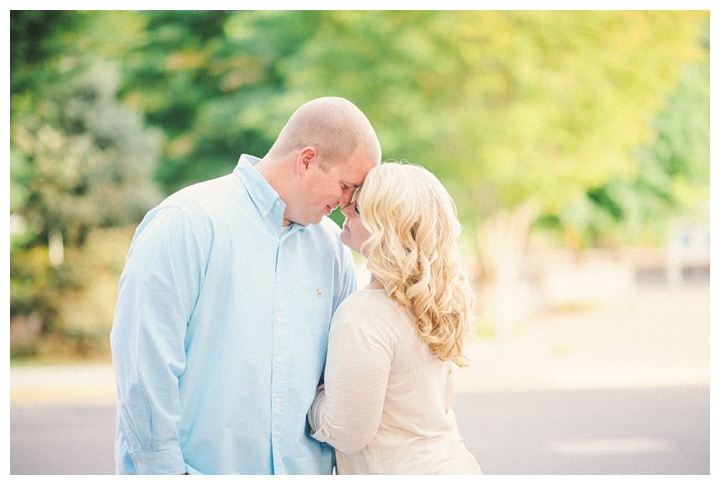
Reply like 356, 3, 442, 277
307, 215, 324, 226
301, 210, 332, 226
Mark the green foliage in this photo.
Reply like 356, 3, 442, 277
113, 10, 709, 240
11, 10, 162, 247
561, 51, 710, 246
451, 11, 707, 215
9, 10, 710, 358
10, 246, 75, 329
11, 64, 163, 247
265, 11, 467, 169
119, 10, 304, 193
10, 11, 79, 94
10, 11, 163, 351
218, 11, 708, 246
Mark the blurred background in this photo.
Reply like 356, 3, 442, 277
9, 10, 711, 475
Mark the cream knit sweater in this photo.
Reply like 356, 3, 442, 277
309, 288, 481, 475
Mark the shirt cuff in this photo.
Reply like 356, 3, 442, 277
311, 425, 332, 443
129, 446, 186, 475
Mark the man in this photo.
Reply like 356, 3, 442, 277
110, 97, 381, 474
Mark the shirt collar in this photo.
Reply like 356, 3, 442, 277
233, 154, 298, 231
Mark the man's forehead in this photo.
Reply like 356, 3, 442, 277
334, 163, 370, 186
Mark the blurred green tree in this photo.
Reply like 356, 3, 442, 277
118, 10, 325, 193
10, 11, 163, 354
456, 11, 708, 331
576, 57, 710, 246
247, 10, 708, 331
110, 10, 709, 246
220, 11, 706, 233
10, 10, 710, 349
12, 64, 163, 247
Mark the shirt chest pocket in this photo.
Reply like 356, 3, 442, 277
289, 281, 333, 336
277, 281, 334, 375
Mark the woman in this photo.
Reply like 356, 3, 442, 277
308, 162, 482, 474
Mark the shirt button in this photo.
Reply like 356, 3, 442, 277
277, 357, 283, 363
276, 398, 281, 404
136, 460, 143, 467
277, 317, 283, 323
277, 277, 282, 284
275, 201, 281, 206
322, 428, 329, 437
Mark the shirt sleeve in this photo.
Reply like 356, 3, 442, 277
110, 205, 207, 474
308, 297, 392, 454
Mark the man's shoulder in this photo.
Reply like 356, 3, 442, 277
163, 174, 238, 205
154, 174, 248, 221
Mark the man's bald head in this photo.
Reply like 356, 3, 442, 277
267, 97, 381, 171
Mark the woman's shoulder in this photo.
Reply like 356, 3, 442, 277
338, 287, 395, 312
330, 289, 406, 352
333, 288, 409, 331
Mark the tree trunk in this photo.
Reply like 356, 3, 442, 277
476, 203, 537, 339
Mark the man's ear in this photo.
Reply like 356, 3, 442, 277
296, 147, 318, 175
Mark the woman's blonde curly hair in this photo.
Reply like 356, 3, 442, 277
358, 162, 475, 367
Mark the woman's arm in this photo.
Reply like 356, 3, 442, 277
308, 301, 392, 454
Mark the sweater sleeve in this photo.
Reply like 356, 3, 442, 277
308, 293, 393, 454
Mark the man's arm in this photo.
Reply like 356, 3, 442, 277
111, 206, 207, 474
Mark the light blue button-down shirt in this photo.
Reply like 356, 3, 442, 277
110, 155, 357, 474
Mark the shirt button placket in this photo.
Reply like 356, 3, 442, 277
272, 269, 287, 440
272, 242, 293, 467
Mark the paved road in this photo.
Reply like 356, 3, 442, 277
453, 385, 710, 475
11, 403, 117, 475
10, 283, 710, 474
10, 385, 709, 475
